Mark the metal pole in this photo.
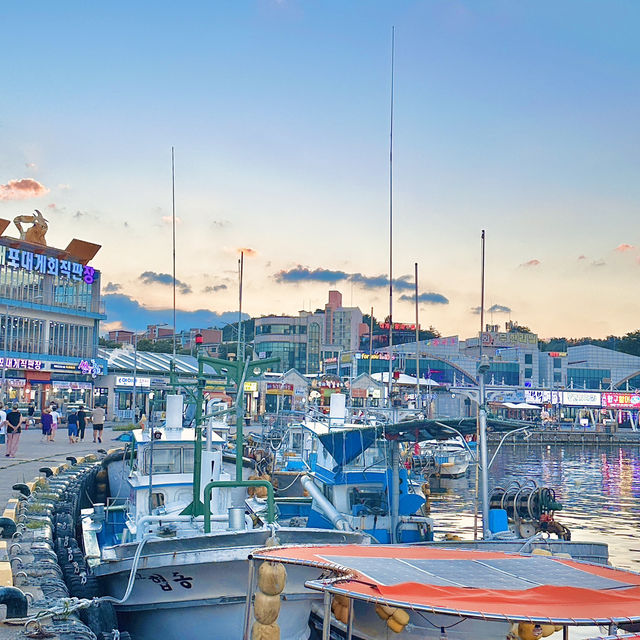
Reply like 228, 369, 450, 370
322, 590, 332, 640
478, 230, 490, 538
238, 251, 244, 364
2, 305, 8, 404
414, 262, 420, 409
132, 333, 138, 423
387, 26, 395, 409
171, 147, 177, 371
390, 439, 400, 543
346, 598, 354, 640
236, 358, 250, 482
368, 307, 374, 377
242, 558, 256, 640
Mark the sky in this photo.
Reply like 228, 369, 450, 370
1, 1, 639, 340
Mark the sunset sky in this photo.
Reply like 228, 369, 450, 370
2, 1, 639, 340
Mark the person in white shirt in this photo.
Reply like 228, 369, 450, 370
50, 405, 60, 442
0, 403, 6, 441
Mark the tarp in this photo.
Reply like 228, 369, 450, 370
251, 545, 640, 625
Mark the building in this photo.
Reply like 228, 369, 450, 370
0, 212, 106, 409
107, 329, 135, 345
175, 327, 223, 354
253, 311, 325, 373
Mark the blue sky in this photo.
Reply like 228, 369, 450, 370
1, 1, 639, 338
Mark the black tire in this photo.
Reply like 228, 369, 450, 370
80, 601, 118, 636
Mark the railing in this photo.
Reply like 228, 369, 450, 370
203, 479, 275, 532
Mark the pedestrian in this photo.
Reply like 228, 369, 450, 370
77, 405, 87, 441
67, 407, 79, 443
5, 403, 23, 458
40, 407, 53, 443
50, 404, 60, 442
27, 402, 35, 418
0, 403, 6, 446
91, 405, 105, 443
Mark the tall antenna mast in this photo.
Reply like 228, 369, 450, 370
171, 147, 177, 368
414, 262, 420, 409
387, 25, 395, 409
238, 251, 244, 363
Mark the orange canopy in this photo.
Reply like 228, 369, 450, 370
251, 544, 640, 625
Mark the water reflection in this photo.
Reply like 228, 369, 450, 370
429, 444, 640, 569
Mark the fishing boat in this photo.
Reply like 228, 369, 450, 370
411, 438, 472, 478
246, 544, 640, 640
81, 406, 367, 640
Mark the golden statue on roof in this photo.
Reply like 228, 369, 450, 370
13, 209, 48, 246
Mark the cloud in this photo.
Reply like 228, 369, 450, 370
591, 259, 606, 267
0, 178, 49, 200
161, 215, 182, 225
102, 293, 249, 332
139, 271, 192, 294
238, 247, 257, 256
103, 282, 122, 293
25, 162, 37, 170
471, 303, 512, 314
615, 243, 634, 253
275, 266, 417, 292
275, 266, 349, 284
399, 292, 449, 305
577, 255, 587, 261
203, 284, 228, 293
212, 220, 230, 228
519, 259, 540, 268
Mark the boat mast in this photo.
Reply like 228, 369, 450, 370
414, 262, 420, 410
238, 250, 244, 363
387, 26, 395, 412
171, 147, 177, 381
478, 230, 490, 538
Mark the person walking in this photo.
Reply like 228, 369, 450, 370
91, 405, 105, 443
77, 405, 87, 441
5, 404, 24, 457
40, 407, 53, 443
50, 404, 60, 442
67, 407, 79, 443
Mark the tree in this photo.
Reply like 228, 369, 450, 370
99, 337, 121, 348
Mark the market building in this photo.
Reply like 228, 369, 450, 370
0, 212, 106, 410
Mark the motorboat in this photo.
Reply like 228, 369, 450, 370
247, 543, 640, 640
80, 399, 368, 640
411, 438, 472, 478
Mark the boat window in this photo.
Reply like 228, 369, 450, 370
291, 432, 303, 452
183, 448, 194, 473
144, 446, 181, 474
349, 485, 387, 516
150, 492, 165, 510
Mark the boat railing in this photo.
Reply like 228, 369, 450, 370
202, 479, 276, 532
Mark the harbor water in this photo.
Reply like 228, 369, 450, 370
431, 443, 640, 570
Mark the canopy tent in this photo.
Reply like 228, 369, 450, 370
317, 416, 531, 467
251, 545, 640, 625
501, 402, 542, 410
372, 372, 441, 386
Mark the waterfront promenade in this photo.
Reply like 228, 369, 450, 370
0, 426, 119, 508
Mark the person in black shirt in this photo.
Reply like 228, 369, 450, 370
77, 405, 87, 441
5, 404, 23, 458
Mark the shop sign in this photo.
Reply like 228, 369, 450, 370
115, 375, 151, 388
52, 380, 93, 390
478, 331, 538, 348
562, 391, 601, 407
0, 357, 44, 370
7, 379, 26, 388
244, 381, 258, 392
602, 392, 640, 409
380, 322, 418, 331
0, 245, 95, 284
425, 336, 459, 348
524, 390, 561, 404
51, 363, 79, 372
360, 353, 395, 360
78, 359, 103, 378
266, 382, 293, 394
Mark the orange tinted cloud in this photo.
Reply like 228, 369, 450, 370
615, 243, 634, 252
238, 247, 257, 256
0, 178, 49, 200
519, 259, 540, 268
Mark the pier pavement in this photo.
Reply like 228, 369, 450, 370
0, 425, 119, 507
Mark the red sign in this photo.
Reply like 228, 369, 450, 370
602, 392, 640, 409
380, 322, 418, 331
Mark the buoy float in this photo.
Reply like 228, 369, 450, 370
374, 603, 410, 633
251, 561, 287, 640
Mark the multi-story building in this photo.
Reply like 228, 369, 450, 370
107, 329, 135, 344
0, 214, 106, 409
253, 311, 325, 373
323, 290, 363, 352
